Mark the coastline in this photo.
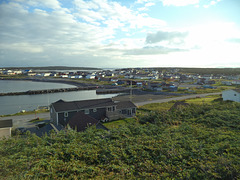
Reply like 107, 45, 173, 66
0, 78, 132, 96
0, 77, 95, 87
0, 77, 99, 96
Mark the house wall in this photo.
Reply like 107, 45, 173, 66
222, 90, 240, 102
119, 108, 136, 116
50, 106, 57, 125
58, 110, 78, 126
88, 107, 106, 120
0, 128, 11, 139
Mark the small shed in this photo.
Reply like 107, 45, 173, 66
222, 89, 240, 102
0, 119, 13, 139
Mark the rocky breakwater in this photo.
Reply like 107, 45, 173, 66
0, 86, 97, 96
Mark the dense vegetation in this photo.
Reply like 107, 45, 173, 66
0, 100, 240, 179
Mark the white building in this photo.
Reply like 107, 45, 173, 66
0, 119, 13, 140
222, 89, 240, 102
86, 74, 96, 79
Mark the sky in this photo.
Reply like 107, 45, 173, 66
0, 0, 240, 68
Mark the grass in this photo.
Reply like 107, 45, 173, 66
185, 95, 221, 104
103, 118, 136, 129
139, 101, 176, 112
139, 95, 221, 112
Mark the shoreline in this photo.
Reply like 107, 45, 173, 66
0, 77, 98, 96
0, 77, 132, 96
0, 77, 95, 87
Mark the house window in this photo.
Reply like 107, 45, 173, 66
64, 112, 68, 117
122, 109, 127, 114
132, 108, 136, 113
85, 109, 89, 114
112, 106, 115, 111
93, 108, 97, 112
107, 107, 112, 111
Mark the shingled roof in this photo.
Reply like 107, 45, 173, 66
52, 98, 116, 112
68, 111, 108, 132
0, 119, 13, 128
233, 89, 240, 93
116, 101, 137, 109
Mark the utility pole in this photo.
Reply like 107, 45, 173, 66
130, 80, 132, 102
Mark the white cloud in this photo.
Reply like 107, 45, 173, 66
146, 30, 188, 44
0, 0, 239, 68
0, 43, 43, 53
203, 0, 221, 8
161, 0, 199, 6
135, 0, 151, 4
145, 2, 155, 7
74, 0, 165, 30
29, 0, 61, 9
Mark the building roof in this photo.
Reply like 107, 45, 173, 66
33, 123, 63, 137
68, 111, 106, 132
233, 89, 240, 93
116, 101, 137, 109
0, 119, 13, 128
52, 98, 115, 112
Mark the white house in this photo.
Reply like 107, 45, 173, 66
0, 119, 13, 139
86, 74, 96, 79
222, 89, 240, 102
232, 80, 240, 85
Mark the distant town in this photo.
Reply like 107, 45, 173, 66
1, 67, 240, 93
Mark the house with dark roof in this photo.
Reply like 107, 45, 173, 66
222, 89, 240, 102
50, 98, 136, 131
0, 119, 13, 139
68, 112, 108, 132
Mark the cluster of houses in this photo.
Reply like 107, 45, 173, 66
2, 68, 240, 94
1, 68, 239, 84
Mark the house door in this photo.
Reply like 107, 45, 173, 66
127, 109, 132, 116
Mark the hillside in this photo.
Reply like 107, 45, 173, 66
0, 100, 239, 179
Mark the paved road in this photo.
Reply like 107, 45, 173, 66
135, 92, 221, 106
0, 112, 50, 128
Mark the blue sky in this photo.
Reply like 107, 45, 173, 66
0, 0, 240, 68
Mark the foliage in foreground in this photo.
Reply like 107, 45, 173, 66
0, 102, 240, 179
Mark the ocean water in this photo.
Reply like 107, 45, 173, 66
0, 80, 118, 115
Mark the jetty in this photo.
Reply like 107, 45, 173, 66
0, 86, 97, 96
